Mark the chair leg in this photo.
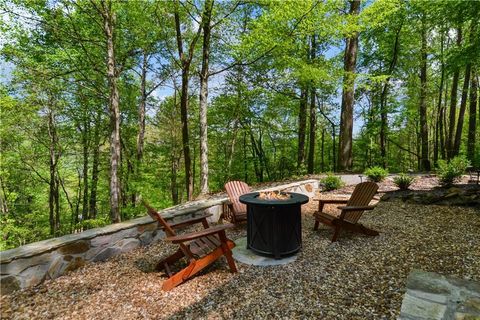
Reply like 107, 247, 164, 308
161, 246, 228, 291
331, 225, 341, 242
313, 220, 319, 231
156, 249, 184, 271
219, 235, 237, 273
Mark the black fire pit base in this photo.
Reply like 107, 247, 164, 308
240, 192, 309, 260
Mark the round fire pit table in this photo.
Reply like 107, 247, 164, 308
239, 192, 309, 259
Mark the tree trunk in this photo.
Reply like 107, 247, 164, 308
338, 0, 360, 171
453, 23, 475, 157
419, 14, 430, 171
297, 88, 307, 169
436, 31, 446, 163
199, 0, 214, 195
447, 27, 462, 159
102, 1, 121, 223
81, 117, 89, 221
307, 35, 316, 174
467, 69, 477, 165
379, 23, 402, 168
452, 64, 471, 157
47, 108, 59, 235
89, 110, 101, 220
137, 51, 147, 164
321, 128, 325, 172
171, 156, 179, 205
174, 2, 200, 200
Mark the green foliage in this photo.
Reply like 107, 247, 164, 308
393, 174, 415, 190
437, 156, 470, 186
364, 166, 389, 182
76, 218, 109, 230
320, 174, 345, 191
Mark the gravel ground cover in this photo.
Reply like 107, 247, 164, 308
2, 180, 479, 320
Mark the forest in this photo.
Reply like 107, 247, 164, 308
0, 0, 479, 250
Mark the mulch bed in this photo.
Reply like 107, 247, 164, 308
1, 178, 479, 319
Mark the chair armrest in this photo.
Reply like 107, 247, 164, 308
168, 214, 213, 229
337, 205, 376, 211
165, 224, 234, 244
315, 199, 349, 214
317, 199, 349, 204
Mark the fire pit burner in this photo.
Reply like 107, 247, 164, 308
239, 192, 309, 259
258, 191, 291, 200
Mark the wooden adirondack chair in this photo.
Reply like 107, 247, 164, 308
224, 180, 250, 223
143, 201, 237, 291
313, 181, 379, 242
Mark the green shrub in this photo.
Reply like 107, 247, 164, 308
364, 166, 389, 182
320, 174, 345, 191
437, 156, 470, 186
393, 173, 415, 190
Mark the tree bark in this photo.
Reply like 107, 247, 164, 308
379, 23, 402, 168
447, 27, 462, 159
453, 23, 475, 157
81, 116, 89, 221
467, 69, 477, 165
47, 108, 60, 235
102, 0, 121, 223
174, 1, 201, 200
338, 0, 360, 171
307, 35, 316, 174
436, 31, 446, 163
452, 64, 471, 157
419, 14, 430, 171
137, 50, 147, 163
199, 0, 214, 195
89, 110, 101, 220
297, 88, 307, 169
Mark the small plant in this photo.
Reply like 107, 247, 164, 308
393, 173, 415, 190
437, 155, 470, 186
364, 166, 389, 182
320, 174, 345, 191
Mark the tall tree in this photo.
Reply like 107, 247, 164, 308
446, 27, 462, 159
199, 0, 214, 195
453, 22, 475, 157
307, 35, 317, 174
100, 0, 122, 222
466, 69, 477, 165
338, 0, 360, 171
174, 0, 202, 200
419, 12, 430, 171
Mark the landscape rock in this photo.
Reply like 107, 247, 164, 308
64, 257, 85, 273
92, 247, 121, 262
58, 240, 90, 255
0, 276, 20, 295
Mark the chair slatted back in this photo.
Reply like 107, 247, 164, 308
344, 182, 378, 223
143, 201, 176, 237
224, 181, 250, 215
143, 201, 192, 258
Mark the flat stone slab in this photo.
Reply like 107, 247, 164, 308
399, 270, 480, 320
232, 237, 297, 266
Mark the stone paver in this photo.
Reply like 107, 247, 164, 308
232, 237, 297, 266
399, 270, 480, 320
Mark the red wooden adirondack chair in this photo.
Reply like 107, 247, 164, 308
143, 201, 237, 291
313, 181, 379, 242
224, 180, 250, 223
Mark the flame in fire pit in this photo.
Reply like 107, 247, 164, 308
257, 191, 291, 200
